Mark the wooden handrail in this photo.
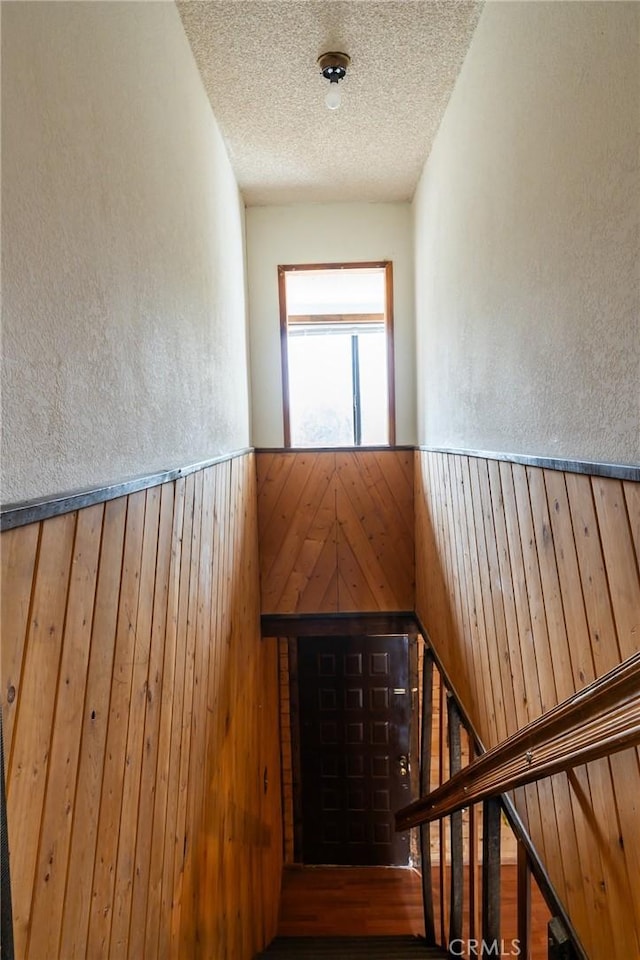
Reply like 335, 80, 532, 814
396, 650, 640, 831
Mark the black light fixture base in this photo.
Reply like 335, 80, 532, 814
317, 51, 351, 83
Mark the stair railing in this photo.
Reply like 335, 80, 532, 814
397, 643, 640, 960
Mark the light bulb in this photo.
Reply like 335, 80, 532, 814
325, 82, 341, 110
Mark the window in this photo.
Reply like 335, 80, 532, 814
279, 262, 395, 447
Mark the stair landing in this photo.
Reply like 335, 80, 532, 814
277, 866, 424, 937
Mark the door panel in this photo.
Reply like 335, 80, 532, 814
298, 635, 411, 865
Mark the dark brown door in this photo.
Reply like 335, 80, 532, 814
298, 635, 411, 865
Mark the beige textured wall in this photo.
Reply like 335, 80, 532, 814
246, 202, 416, 447
2, 2, 250, 504
413, 1, 640, 464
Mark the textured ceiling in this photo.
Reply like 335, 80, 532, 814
177, 1, 483, 205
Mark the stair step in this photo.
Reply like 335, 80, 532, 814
258, 936, 448, 958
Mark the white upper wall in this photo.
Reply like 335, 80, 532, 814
2, 2, 251, 504
246, 203, 416, 447
413, 1, 640, 464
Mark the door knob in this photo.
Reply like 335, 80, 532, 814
398, 754, 410, 776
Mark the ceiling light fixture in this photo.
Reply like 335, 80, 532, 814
317, 51, 351, 111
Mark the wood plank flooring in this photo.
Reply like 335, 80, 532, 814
277, 865, 550, 959
278, 867, 425, 938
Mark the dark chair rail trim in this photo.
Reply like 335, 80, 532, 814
5, 445, 634, 532
0, 447, 254, 531
256, 443, 639, 479
254, 445, 415, 455
419, 445, 640, 481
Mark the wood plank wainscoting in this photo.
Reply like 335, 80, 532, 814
256, 449, 415, 614
415, 449, 640, 960
1, 451, 282, 960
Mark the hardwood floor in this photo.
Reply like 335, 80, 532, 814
277, 866, 426, 937
277, 865, 551, 959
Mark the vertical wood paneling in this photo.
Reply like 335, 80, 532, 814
182, 465, 216, 953
59, 497, 128, 958
526, 467, 602, 952
445, 457, 475, 719
169, 469, 202, 954
544, 470, 633, 950
0, 521, 40, 767
157, 472, 196, 960
457, 457, 493, 739
469, 459, 508, 744
110, 487, 162, 956
592, 477, 640, 660
566, 474, 640, 909
486, 461, 528, 731
87, 489, 147, 959
27, 504, 104, 960
8, 512, 77, 957
126, 483, 175, 959
415, 450, 640, 960
0, 452, 282, 960
141, 478, 186, 959
256, 449, 414, 614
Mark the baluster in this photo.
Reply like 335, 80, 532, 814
438, 674, 447, 946
482, 797, 502, 952
419, 648, 436, 945
517, 838, 531, 960
448, 696, 463, 946
469, 735, 479, 944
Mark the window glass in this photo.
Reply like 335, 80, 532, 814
286, 269, 385, 315
288, 331, 353, 447
358, 329, 388, 445
281, 264, 393, 448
